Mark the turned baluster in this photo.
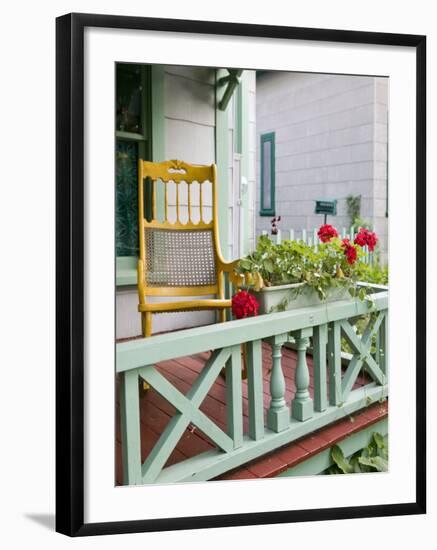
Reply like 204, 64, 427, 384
266, 334, 289, 432
291, 328, 314, 421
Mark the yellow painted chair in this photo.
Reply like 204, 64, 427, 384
137, 159, 239, 338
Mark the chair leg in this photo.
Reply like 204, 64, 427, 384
145, 312, 152, 337
141, 312, 153, 337
141, 312, 152, 392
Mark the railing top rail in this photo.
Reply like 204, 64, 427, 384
116, 289, 388, 373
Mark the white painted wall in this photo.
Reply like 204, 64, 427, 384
256, 72, 388, 262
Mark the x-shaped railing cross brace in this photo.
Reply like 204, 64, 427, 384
138, 347, 237, 484
339, 310, 387, 400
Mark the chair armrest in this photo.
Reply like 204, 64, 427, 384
218, 259, 240, 273
218, 259, 244, 287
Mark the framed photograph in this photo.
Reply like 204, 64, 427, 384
56, 12, 426, 536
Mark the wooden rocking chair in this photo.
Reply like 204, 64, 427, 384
137, 159, 239, 337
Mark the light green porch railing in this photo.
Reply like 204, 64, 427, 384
116, 288, 388, 485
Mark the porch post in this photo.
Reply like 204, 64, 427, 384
119, 369, 142, 485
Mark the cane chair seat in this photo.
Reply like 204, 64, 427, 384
144, 228, 217, 287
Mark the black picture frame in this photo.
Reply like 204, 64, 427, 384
56, 12, 426, 537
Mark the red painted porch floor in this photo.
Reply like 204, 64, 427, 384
115, 342, 388, 484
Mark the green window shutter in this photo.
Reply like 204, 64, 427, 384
260, 132, 275, 216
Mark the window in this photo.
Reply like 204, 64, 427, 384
260, 132, 275, 216
115, 64, 152, 258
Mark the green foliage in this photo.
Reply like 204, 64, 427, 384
346, 195, 361, 227
327, 432, 388, 474
356, 262, 389, 285
353, 217, 372, 230
237, 234, 377, 304
346, 195, 372, 230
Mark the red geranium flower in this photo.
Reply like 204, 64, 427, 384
354, 230, 367, 247
342, 238, 358, 265
354, 227, 378, 252
317, 224, 339, 243
232, 290, 259, 319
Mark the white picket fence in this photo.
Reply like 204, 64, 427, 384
261, 226, 375, 265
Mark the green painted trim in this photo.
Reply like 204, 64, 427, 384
218, 69, 243, 111
139, 348, 234, 483
216, 68, 230, 260
116, 256, 137, 286
154, 386, 388, 483
117, 286, 388, 484
115, 131, 145, 141
260, 132, 275, 216
246, 340, 265, 440
139, 65, 152, 220
151, 65, 165, 221
119, 369, 143, 485
235, 82, 243, 155
117, 292, 388, 372
240, 73, 250, 256
225, 345, 244, 449
278, 417, 388, 477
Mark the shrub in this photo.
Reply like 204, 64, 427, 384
327, 431, 388, 474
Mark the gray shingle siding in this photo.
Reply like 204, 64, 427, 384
256, 72, 388, 264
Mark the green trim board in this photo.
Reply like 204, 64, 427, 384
215, 68, 230, 260
260, 132, 275, 216
117, 291, 388, 370
218, 68, 243, 111
278, 417, 388, 477
116, 256, 137, 286
115, 131, 146, 141
234, 82, 243, 155
216, 69, 253, 259
151, 65, 165, 222
240, 73, 250, 256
